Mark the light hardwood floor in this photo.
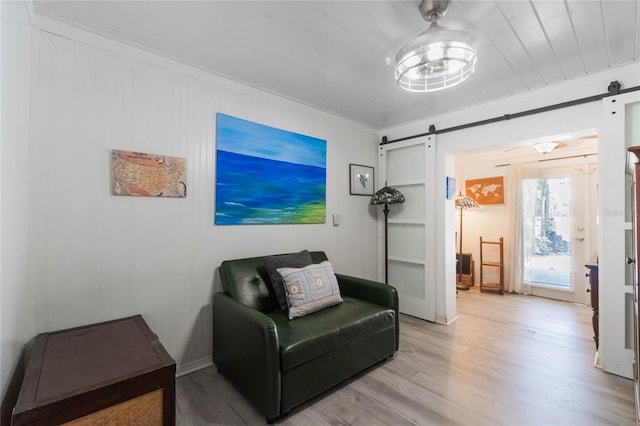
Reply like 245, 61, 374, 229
176, 288, 636, 425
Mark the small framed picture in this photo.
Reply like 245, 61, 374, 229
349, 164, 374, 196
446, 176, 456, 200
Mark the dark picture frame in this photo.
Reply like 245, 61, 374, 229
349, 164, 374, 196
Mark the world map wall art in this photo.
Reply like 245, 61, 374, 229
215, 113, 326, 225
465, 176, 504, 205
111, 150, 187, 198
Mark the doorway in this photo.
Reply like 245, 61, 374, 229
454, 131, 598, 304
524, 163, 598, 304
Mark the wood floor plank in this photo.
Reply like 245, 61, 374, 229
177, 289, 636, 425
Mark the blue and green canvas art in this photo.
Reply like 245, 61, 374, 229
215, 113, 326, 225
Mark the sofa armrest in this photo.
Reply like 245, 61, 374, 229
212, 292, 281, 420
335, 274, 399, 350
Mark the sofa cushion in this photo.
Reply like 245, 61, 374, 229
277, 261, 343, 319
267, 296, 396, 370
264, 250, 313, 310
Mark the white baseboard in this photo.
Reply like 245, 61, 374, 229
437, 312, 459, 325
594, 350, 603, 369
176, 356, 213, 377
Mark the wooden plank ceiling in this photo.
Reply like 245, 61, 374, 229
33, 1, 640, 130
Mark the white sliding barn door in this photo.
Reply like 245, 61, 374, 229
378, 136, 436, 321
600, 90, 640, 379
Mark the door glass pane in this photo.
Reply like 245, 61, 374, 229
523, 176, 571, 287
626, 167, 635, 288
390, 184, 424, 220
388, 223, 425, 259
387, 144, 424, 182
626, 228, 634, 288
389, 261, 425, 299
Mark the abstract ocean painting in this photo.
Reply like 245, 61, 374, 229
215, 113, 326, 225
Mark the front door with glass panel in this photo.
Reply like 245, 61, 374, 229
523, 165, 594, 304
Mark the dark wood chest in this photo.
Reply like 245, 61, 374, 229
11, 315, 175, 425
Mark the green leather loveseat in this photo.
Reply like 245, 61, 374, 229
212, 251, 399, 423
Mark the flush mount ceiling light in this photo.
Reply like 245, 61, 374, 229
532, 142, 567, 154
395, 0, 477, 92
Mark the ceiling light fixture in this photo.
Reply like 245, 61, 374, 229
395, 0, 477, 92
532, 142, 565, 154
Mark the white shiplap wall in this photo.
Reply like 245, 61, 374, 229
1, 0, 36, 395
29, 29, 379, 372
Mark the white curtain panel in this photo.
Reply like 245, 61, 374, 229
504, 163, 532, 294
